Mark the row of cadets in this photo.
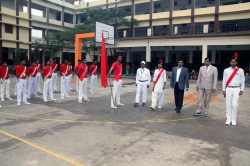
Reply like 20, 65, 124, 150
134, 61, 150, 107
75, 59, 82, 92
60, 58, 70, 99
77, 59, 90, 103
27, 60, 39, 99
68, 60, 73, 93
16, 58, 31, 106
35, 59, 42, 93
108, 55, 124, 109
13, 60, 21, 96
51, 58, 59, 92
43, 59, 57, 102
150, 60, 167, 110
90, 60, 98, 94
0, 60, 12, 107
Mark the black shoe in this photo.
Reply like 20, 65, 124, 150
174, 108, 177, 110
176, 110, 180, 113
134, 103, 139, 107
194, 113, 202, 116
142, 102, 145, 106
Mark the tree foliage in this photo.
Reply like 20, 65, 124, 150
14, 48, 22, 65
34, 7, 137, 60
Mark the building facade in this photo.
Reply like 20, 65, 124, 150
1, 0, 250, 76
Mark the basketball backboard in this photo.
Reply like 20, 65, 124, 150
95, 21, 114, 45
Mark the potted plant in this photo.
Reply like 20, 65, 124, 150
244, 66, 249, 76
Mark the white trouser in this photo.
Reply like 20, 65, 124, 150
52, 73, 58, 91
14, 77, 17, 95
28, 77, 37, 97
111, 79, 122, 107
135, 81, 148, 103
1, 79, 10, 100
68, 74, 73, 91
90, 75, 97, 93
76, 75, 79, 91
17, 79, 27, 104
61, 76, 69, 97
151, 89, 166, 108
78, 78, 88, 102
36, 72, 41, 91
43, 78, 53, 100
226, 87, 240, 123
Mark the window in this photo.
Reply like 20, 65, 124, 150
5, 24, 13, 34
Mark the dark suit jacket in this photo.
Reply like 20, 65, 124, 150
170, 67, 189, 90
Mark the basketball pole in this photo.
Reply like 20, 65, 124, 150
108, 43, 115, 107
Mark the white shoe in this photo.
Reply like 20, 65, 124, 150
66, 96, 71, 98
84, 99, 90, 102
51, 98, 57, 101
78, 101, 83, 104
35, 95, 39, 98
91, 92, 95, 95
61, 97, 65, 99
55, 89, 59, 91
44, 99, 48, 102
14, 94, 17, 96
111, 106, 117, 109
39, 91, 43, 93
94, 92, 98, 94
150, 106, 155, 110
232, 121, 236, 126
27, 96, 31, 99
225, 121, 231, 125
158, 106, 162, 109
7, 98, 12, 100
76, 90, 79, 92
24, 102, 31, 105
17, 103, 21, 106
0, 105, 2, 108
1, 99, 4, 102
70, 88, 73, 90
117, 103, 124, 106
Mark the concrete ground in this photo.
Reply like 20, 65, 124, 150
0, 74, 249, 166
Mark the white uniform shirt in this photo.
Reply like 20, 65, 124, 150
176, 67, 182, 82
222, 66, 245, 91
153, 69, 167, 93
136, 68, 151, 85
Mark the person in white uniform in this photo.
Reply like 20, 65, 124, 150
150, 60, 167, 110
75, 59, 82, 92
51, 58, 59, 92
35, 59, 42, 93
0, 60, 12, 103
27, 60, 39, 99
134, 61, 150, 107
223, 53, 245, 126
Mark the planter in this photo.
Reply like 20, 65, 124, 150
246, 73, 250, 76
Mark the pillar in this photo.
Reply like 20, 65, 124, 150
126, 51, 130, 62
46, 7, 49, 23
146, 45, 151, 68
202, 45, 208, 63
73, 14, 76, 24
212, 48, 216, 64
165, 50, 169, 63
42, 52, 46, 67
189, 50, 193, 64
61, 7, 64, 26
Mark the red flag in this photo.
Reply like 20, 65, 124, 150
101, 34, 109, 88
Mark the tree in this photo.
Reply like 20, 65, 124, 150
33, 42, 41, 61
14, 48, 22, 65
34, 7, 137, 60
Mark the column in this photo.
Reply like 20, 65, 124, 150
131, 0, 135, 37
202, 44, 208, 63
169, 0, 173, 35
165, 50, 169, 63
126, 51, 130, 62
149, 0, 153, 29
146, 45, 151, 69
214, 0, 220, 33
73, 14, 76, 24
191, 0, 195, 34
42, 52, 46, 67
212, 48, 216, 64
16, 0, 19, 48
46, 7, 49, 23
189, 50, 193, 64
28, 0, 32, 62
62, 7, 64, 26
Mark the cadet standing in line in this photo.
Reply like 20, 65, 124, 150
27, 60, 39, 99
75, 59, 82, 92
90, 60, 98, 94
0, 60, 12, 103
13, 60, 21, 96
77, 59, 90, 103
68, 60, 73, 93
35, 59, 42, 93
43, 59, 56, 102
51, 58, 59, 92
60, 58, 70, 99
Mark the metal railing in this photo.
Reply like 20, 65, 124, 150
116, 21, 250, 39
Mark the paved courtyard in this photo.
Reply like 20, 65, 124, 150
0, 74, 249, 166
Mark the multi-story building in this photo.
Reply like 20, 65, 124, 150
1, 0, 250, 77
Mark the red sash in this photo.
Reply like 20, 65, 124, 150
152, 69, 164, 92
80, 65, 88, 81
224, 67, 240, 97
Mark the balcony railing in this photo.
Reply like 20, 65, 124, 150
116, 21, 250, 39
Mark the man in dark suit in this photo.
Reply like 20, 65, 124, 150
170, 59, 189, 113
